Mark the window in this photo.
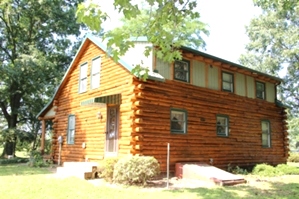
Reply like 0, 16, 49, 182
216, 115, 229, 137
174, 60, 190, 82
67, 115, 75, 144
171, 109, 187, 134
91, 57, 101, 89
261, 120, 271, 147
79, 63, 88, 93
222, 72, 234, 92
256, 81, 265, 99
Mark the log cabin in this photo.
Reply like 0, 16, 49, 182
37, 34, 289, 172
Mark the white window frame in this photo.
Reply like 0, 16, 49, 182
67, 114, 75, 144
261, 120, 271, 148
79, 63, 88, 93
216, 115, 229, 137
91, 57, 101, 89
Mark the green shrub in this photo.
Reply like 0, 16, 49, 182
276, 164, 299, 175
252, 163, 281, 177
0, 157, 29, 165
227, 164, 248, 175
98, 158, 119, 181
288, 152, 299, 162
113, 156, 160, 185
28, 150, 51, 167
252, 163, 299, 177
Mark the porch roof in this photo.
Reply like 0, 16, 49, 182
80, 94, 121, 107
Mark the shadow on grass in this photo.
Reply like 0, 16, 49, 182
0, 164, 53, 176
166, 180, 299, 199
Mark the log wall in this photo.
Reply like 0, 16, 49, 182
50, 41, 134, 164
131, 78, 288, 172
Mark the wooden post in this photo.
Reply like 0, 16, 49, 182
40, 119, 46, 155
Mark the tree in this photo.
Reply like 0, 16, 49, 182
76, 0, 209, 64
239, 0, 299, 151
239, 0, 299, 115
0, 0, 84, 157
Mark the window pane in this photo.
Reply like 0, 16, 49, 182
261, 121, 270, 147
174, 60, 189, 82
80, 64, 88, 78
217, 115, 228, 136
223, 82, 232, 91
171, 110, 186, 133
262, 133, 269, 146
91, 74, 100, 89
223, 73, 232, 82
80, 79, 87, 92
92, 58, 101, 74
262, 122, 269, 132
68, 115, 75, 144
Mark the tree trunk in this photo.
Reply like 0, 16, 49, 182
1, 141, 16, 157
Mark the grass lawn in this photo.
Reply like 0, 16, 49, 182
0, 164, 298, 199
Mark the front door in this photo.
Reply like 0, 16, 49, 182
105, 106, 119, 154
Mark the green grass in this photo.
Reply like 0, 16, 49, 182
0, 164, 299, 199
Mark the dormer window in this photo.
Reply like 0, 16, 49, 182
174, 60, 190, 82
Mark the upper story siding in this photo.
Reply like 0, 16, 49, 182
155, 53, 278, 104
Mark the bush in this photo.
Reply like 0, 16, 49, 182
288, 152, 299, 162
252, 163, 280, 177
0, 157, 29, 165
276, 164, 299, 175
227, 164, 248, 175
98, 158, 119, 181
28, 150, 51, 167
252, 163, 299, 177
113, 156, 160, 185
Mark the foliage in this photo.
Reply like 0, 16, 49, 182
0, 157, 28, 165
113, 156, 160, 185
252, 163, 299, 177
131, 65, 150, 81
0, 0, 85, 156
98, 157, 119, 181
239, 0, 299, 116
276, 164, 299, 175
76, 0, 209, 80
28, 150, 51, 167
288, 152, 299, 162
287, 117, 299, 151
227, 164, 248, 175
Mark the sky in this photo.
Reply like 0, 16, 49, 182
197, 0, 261, 63
100, 0, 262, 64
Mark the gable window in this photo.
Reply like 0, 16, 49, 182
171, 109, 187, 134
174, 60, 190, 82
222, 72, 234, 92
216, 115, 229, 137
91, 57, 101, 89
261, 120, 271, 148
256, 81, 265, 99
67, 115, 75, 144
79, 63, 88, 93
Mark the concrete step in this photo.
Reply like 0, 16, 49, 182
56, 162, 99, 179
177, 162, 246, 186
